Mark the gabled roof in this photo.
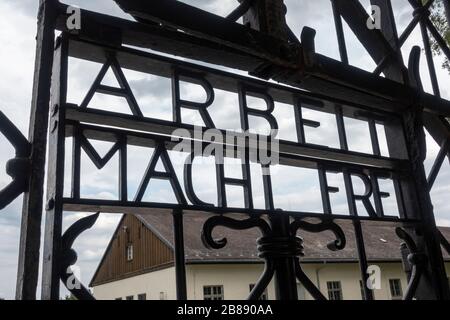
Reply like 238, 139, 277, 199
90, 209, 450, 287
90, 213, 174, 287
136, 209, 450, 263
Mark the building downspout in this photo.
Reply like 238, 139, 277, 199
193, 268, 197, 300
315, 262, 328, 293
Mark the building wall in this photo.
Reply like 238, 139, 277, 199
92, 261, 450, 300
186, 263, 409, 300
91, 214, 174, 287
92, 266, 177, 300
186, 264, 276, 300
302, 263, 407, 300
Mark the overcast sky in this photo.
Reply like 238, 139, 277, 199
0, 0, 450, 300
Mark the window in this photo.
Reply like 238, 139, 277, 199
389, 279, 403, 299
203, 285, 224, 300
327, 281, 343, 300
137, 293, 146, 300
126, 244, 133, 261
249, 284, 268, 300
125, 295, 134, 300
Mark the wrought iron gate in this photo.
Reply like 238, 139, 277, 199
1, 0, 450, 300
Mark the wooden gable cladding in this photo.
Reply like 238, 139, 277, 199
90, 214, 174, 286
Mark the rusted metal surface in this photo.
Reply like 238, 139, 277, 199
15, 0, 58, 300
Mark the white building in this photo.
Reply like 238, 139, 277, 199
90, 210, 450, 300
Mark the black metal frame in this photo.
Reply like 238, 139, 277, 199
0, 0, 449, 300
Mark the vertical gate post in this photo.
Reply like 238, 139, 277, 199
173, 209, 188, 300
41, 35, 68, 300
242, 0, 288, 40
269, 214, 298, 300
375, 0, 450, 300
16, 0, 58, 300
243, 0, 299, 301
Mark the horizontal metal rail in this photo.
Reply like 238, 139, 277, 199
66, 108, 404, 171
66, 37, 404, 120
62, 198, 418, 224
55, 4, 450, 118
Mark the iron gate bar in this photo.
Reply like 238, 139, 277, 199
377, 0, 450, 299
0, 112, 31, 210
41, 34, 68, 300
400, 61, 449, 299
54, 3, 450, 120
61, 199, 417, 224
56, 9, 267, 73
110, 0, 448, 116
64, 120, 406, 185
396, 227, 428, 300
65, 106, 404, 171
370, 0, 405, 79
112, 0, 296, 67
357, 0, 450, 178
330, 0, 349, 65
71, 126, 81, 200
172, 209, 187, 300
398, 0, 435, 47
15, 0, 58, 300
427, 139, 450, 190
333, 0, 406, 80
66, 37, 408, 119
343, 168, 375, 300
417, 0, 441, 97
226, 0, 255, 22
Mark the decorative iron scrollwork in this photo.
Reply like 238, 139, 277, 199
290, 218, 346, 251
291, 218, 346, 300
396, 227, 428, 301
202, 215, 271, 250
201, 214, 346, 300
60, 212, 100, 300
0, 111, 31, 210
